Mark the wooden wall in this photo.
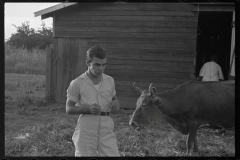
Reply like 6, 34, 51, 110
49, 38, 88, 103
50, 2, 198, 107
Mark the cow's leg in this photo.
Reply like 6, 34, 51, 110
186, 134, 193, 156
186, 125, 198, 156
193, 135, 198, 152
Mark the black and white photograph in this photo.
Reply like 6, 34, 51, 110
4, 1, 235, 157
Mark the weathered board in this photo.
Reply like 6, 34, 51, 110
45, 48, 52, 99
55, 21, 197, 28
50, 2, 199, 107
50, 38, 88, 103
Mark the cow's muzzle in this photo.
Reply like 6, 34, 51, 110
129, 120, 138, 127
129, 120, 141, 130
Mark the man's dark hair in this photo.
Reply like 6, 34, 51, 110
211, 55, 218, 62
87, 46, 107, 62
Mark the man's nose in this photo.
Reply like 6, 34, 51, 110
99, 65, 104, 71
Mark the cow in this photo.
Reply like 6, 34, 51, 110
129, 80, 235, 156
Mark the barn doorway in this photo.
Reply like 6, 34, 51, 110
195, 12, 233, 80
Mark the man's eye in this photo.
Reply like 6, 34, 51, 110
95, 64, 106, 67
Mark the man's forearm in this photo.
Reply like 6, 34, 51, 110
111, 96, 120, 111
66, 104, 90, 115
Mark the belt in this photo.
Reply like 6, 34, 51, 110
84, 112, 110, 116
99, 112, 110, 116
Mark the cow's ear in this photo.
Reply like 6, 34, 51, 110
149, 83, 157, 95
153, 96, 161, 106
151, 87, 157, 94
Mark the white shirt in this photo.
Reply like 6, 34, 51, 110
199, 61, 224, 81
66, 72, 116, 112
94, 80, 102, 91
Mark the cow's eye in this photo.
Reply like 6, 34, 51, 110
141, 104, 147, 109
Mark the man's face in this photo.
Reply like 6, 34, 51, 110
87, 56, 107, 77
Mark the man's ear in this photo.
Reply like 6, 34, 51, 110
153, 96, 161, 106
86, 59, 90, 67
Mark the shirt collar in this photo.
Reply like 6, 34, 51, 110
82, 71, 107, 85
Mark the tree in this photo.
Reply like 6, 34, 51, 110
6, 20, 53, 50
36, 22, 53, 49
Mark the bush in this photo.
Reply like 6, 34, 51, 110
15, 63, 29, 72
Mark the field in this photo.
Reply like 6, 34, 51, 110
5, 45, 48, 75
4, 73, 235, 157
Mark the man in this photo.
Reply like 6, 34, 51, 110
66, 46, 120, 157
198, 55, 224, 81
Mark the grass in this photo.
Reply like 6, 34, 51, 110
4, 73, 235, 157
5, 119, 75, 156
5, 45, 49, 75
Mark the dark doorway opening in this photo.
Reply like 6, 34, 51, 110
196, 12, 232, 80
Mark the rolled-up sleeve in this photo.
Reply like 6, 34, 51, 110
111, 78, 116, 97
199, 64, 206, 77
67, 80, 80, 103
218, 66, 224, 80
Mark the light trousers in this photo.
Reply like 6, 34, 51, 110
72, 114, 120, 157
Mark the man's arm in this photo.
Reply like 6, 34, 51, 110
218, 66, 224, 81
66, 99, 90, 115
66, 99, 101, 115
111, 96, 120, 111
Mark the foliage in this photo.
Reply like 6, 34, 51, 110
5, 45, 48, 75
6, 21, 53, 50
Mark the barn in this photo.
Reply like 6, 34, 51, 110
34, 1, 235, 108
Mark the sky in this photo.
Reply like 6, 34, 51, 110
4, 3, 60, 41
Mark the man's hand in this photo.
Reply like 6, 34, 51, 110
111, 98, 120, 112
89, 103, 101, 115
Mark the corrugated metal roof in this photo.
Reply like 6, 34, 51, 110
34, 3, 77, 18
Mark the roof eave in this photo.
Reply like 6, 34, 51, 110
41, 13, 54, 20
34, 2, 77, 19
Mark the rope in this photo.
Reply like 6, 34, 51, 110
97, 115, 101, 155
96, 77, 103, 155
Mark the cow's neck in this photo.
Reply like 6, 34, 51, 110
164, 115, 189, 135
156, 88, 187, 116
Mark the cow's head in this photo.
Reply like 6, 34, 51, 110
129, 83, 162, 129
